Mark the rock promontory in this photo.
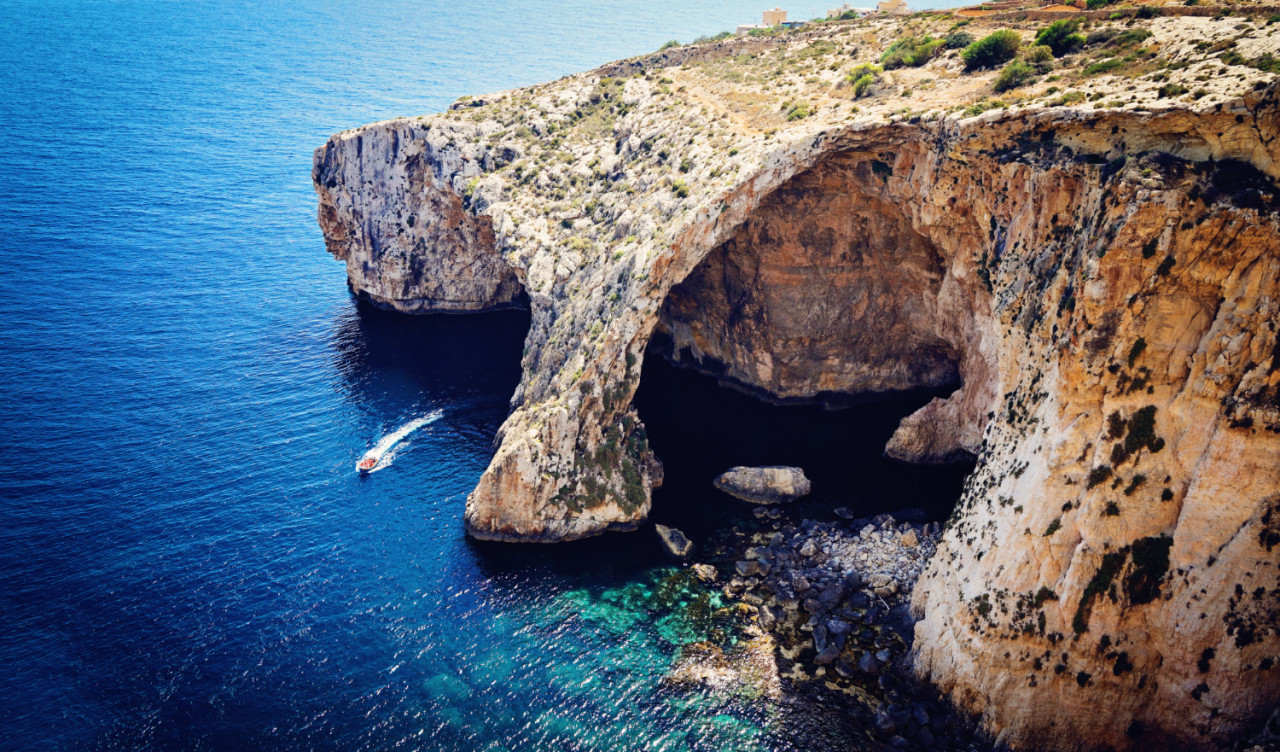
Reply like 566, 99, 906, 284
316, 11, 1280, 750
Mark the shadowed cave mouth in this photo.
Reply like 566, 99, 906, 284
632, 150, 976, 540
633, 342, 973, 541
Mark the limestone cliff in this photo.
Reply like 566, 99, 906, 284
315, 13, 1280, 750
314, 120, 524, 311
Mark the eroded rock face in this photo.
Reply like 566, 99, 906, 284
314, 120, 524, 312
315, 15, 1280, 750
659, 155, 963, 401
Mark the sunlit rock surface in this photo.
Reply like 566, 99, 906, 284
714, 466, 812, 505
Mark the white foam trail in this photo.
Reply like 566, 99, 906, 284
359, 410, 443, 473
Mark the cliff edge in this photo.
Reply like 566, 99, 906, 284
315, 12, 1280, 750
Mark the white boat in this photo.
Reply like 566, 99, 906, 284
357, 411, 442, 474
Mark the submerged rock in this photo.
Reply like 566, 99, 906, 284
655, 524, 693, 559
714, 466, 811, 505
662, 633, 782, 699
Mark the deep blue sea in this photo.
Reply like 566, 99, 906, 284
0, 1, 966, 749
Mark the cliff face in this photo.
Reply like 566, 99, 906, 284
315, 14, 1280, 750
314, 120, 524, 311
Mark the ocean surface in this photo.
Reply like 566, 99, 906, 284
0, 1, 966, 749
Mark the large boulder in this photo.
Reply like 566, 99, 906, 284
655, 524, 693, 559
713, 466, 811, 505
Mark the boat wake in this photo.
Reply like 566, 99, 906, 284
358, 410, 443, 474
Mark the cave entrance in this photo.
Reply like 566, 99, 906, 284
633, 149, 979, 537
632, 343, 973, 539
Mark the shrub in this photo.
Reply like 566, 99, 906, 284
1128, 337, 1147, 367
784, 101, 811, 120
1108, 412, 1127, 440
1126, 535, 1172, 605
847, 63, 883, 98
1086, 28, 1117, 45
945, 30, 976, 49
1024, 44, 1056, 72
1035, 19, 1085, 57
1123, 405, 1159, 454
849, 62, 882, 80
659, 39, 681, 51
1254, 54, 1280, 73
1073, 551, 1125, 632
1157, 83, 1188, 98
963, 98, 1006, 116
692, 31, 734, 44
1112, 28, 1153, 47
1084, 58, 1123, 75
1222, 50, 1280, 73
994, 60, 1035, 91
881, 35, 945, 68
1135, 5, 1159, 18
1034, 587, 1059, 607
963, 30, 1022, 70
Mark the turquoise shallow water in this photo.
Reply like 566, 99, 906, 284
0, 1, 966, 749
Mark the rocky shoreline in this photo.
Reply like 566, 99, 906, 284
667, 508, 988, 752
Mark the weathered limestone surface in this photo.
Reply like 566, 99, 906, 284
714, 466, 812, 504
315, 14, 1280, 750
314, 120, 524, 312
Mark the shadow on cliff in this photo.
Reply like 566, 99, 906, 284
328, 297, 530, 414
327, 297, 973, 581
633, 342, 975, 543
464, 338, 976, 580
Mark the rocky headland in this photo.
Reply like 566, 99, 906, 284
315, 9, 1280, 750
